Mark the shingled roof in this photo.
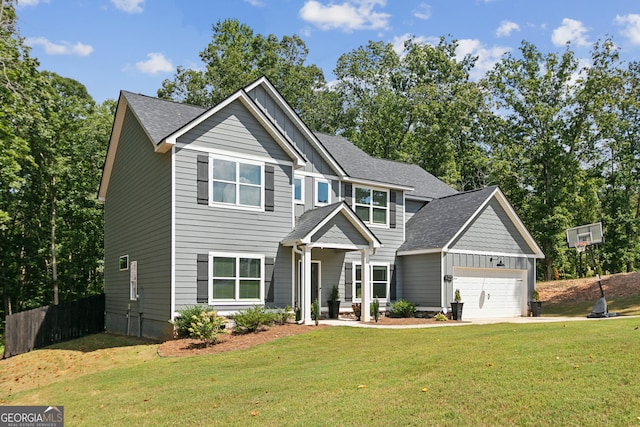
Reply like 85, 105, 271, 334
315, 133, 458, 201
398, 186, 499, 253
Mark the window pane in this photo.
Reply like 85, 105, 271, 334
239, 185, 261, 206
213, 257, 235, 277
355, 283, 362, 299
356, 205, 370, 222
213, 182, 236, 203
213, 159, 235, 181
317, 181, 329, 204
373, 190, 387, 207
239, 163, 261, 185
212, 279, 235, 299
355, 265, 362, 281
355, 187, 370, 204
372, 266, 387, 281
239, 280, 260, 299
239, 258, 261, 278
372, 283, 387, 299
294, 177, 302, 201
373, 208, 387, 224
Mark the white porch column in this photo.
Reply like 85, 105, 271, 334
302, 245, 313, 324
360, 249, 371, 322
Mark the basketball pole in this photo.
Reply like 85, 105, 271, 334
588, 245, 605, 298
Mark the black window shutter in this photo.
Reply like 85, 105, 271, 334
265, 257, 275, 302
389, 191, 397, 229
197, 155, 209, 205
389, 263, 397, 300
265, 164, 275, 212
196, 254, 209, 303
344, 183, 352, 205
344, 263, 353, 300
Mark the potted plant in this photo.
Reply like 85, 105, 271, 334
451, 289, 463, 321
351, 303, 361, 321
327, 285, 341, 319
530, 289, 542, 317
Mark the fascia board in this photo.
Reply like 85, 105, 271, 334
343, 176, 414, 192
98, 94, 128, 202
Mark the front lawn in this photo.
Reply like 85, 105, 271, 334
2, 319, 640, 426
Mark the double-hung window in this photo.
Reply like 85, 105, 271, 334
353, 263, 389, 301
354, 186, 388, 226
211, 253, 263, 302
212, 157, 263, 209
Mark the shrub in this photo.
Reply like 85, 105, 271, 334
273, 306, 293, 325
233, 305, 276, 333
389, 299, 416, 318
371, 298, 380, 323
173, 305, 217, 338
434, 312, 448, 321
311, 298, 321, 326
187, 310, 227, 346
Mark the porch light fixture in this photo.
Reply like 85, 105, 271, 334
490, 257, 505, 267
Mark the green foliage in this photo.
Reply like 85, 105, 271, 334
371, 298, 380, 322
233, 305, 276, 333
329, 285, 340, 301
434, 312, 448, 321
389, 299, 416, 318
187, 310, 227, 346
530, 289, 540, 302
273, 306, 293, 325
311, 298, 321, 326
172, 306, 216, 337
454, 289, 462, 302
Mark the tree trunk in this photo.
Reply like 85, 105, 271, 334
51, 175, 58, 305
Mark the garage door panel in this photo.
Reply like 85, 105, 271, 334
453, 268, 526, 318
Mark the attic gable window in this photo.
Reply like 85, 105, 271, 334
354, 186, 388, 226
212, 157, 262, 209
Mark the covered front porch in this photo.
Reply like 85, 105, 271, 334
281, 202, 382, 324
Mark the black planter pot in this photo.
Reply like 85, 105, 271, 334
327, 300, 341, 319
530, 301, 542, 317
450, 302, 464, 321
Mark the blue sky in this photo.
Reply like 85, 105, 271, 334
16, 0, 640, 104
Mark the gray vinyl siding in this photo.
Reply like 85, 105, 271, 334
173, 111, 295, 312
248, 85, 335, 175
405, 199, 426, 223
309, 250, 347, 306
399, 253, 441, 306
104, 107, 172, 339
450, 199, 530, 253
311, 215, 370, 246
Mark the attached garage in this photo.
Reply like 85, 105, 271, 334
453, 268, 527, 318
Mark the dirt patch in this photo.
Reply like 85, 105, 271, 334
537, 271, 640, 303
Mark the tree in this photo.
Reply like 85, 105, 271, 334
334, 37, 491, 189
485, 41, 589, 280
158, 18, 329, 128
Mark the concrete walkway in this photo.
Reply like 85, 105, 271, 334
318, 315, 635, 329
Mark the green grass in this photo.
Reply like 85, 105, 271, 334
3, 319, 640, 426
542, 295, 640, 317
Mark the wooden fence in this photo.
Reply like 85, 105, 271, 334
3, 294, 105, 358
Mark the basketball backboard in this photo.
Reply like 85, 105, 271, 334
566, 222, 603, 248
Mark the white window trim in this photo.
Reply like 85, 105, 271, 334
352, 262, 390, 302
209, 154, 265, 212
208, 252, 265, 305
119, 255, 129, 271
315, 178, 331, 206
293, 174, 304, 205
129, 260, 138, 301
353, 186, 389, 228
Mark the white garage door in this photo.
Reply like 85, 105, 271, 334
452, 268, 527, 318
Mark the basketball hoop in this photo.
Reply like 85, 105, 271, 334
574, 241, 588, 253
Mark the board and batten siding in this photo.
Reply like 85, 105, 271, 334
399, 253, 442, 307
248, 85, 335, 176
104, 107, 172, 339
173, 107, 296, 312
450, 198, 531, 254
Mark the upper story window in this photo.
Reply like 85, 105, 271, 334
315, 178, 331, 206
212, 157, 263, 209
293, 175, 304, 204
354, 186, 388, 226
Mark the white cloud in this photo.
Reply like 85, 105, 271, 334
455, 38, 510, 80
391, 33, 433, 55
299, 0, 390, 32
17, 0, 47, 7
24, 37, 93, 56
111, 0, 144, 14
413, 3, 431, 20
243, 0, 266, 6
135, 53, 173, 74
496, 20, 520, 38
552, 18, 590, 47
616, 14, 640, 45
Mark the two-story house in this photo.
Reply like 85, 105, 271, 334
98, 77, 544, 340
